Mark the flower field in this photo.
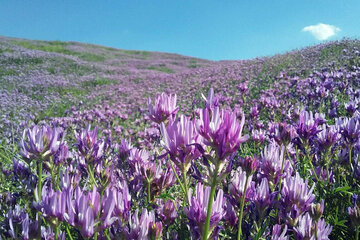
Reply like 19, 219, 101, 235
1, 36, 360, 239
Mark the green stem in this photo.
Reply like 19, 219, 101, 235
94, 186, 106, 240
169, 157, 186, 202
324, 150, 330, 184
354, 148, 360, 178
356, 226, 359, 240
147, 179, 152, 204
304, 144, 319, 183
37, 159, 43, 240
105, 229, 111, 240
56, 166, 61, 190
237, 175, 249, 240
309, 160, 320, 182
203, 168, 218, 240
325, 164, 330, 184
87, 165, 98, 188
350, 145, 354, 169
182, 169, 189, 202
55, 225, 58, 240
66, 225, 74, 240
285, 147, 296, 171
277, 145, 286, 200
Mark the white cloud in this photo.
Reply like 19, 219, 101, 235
302, 23, 341, 40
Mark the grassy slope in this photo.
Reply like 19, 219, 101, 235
1, 35, 360, 123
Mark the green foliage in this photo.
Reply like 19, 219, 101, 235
0, 67, 17, 79
147, 65, 174, 73
131, 77, 142, 84
10, 40, 106, 62
121, 49, 149, 57
48, 58, 97, 76
81, 77, 118, 88
33, 100, 76, 123
0, 56, 43, 66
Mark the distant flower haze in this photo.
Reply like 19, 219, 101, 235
302, 23, 341, 41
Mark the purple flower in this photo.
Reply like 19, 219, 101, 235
270, 122, 297, 146
309, 200, 324, 222
156, 199, 178, 225
100, 190, 118, 229
271, 224, 288, 240
75, 125, 109, 165
237, 83, 249, 95
118, 139, 133, 161
348, 205, 360, 226
113, 180, 132, 221
250, 104, 260, 119
348, 194, 360, 226
12, 158, 31, 179
20, 125, 64, 160
238, 155, 259, 177
229, 167, 255, 203
345, 100, 357, 116
281, 173, 315, 225
317, 125, 340, 152
282, 173, 315, 210
196, 107, 248, 161
128, 148, 150, 174
201, 88, 219, 110
294, 213, 332, 240
160, 115, 202, 172
150, 164, 176, 199
125, 209, 154, 240
223, 200, 238, 227
253, 178, 275, 216
336, 117, 360, 145
53, 142, 69, 165
251, 129, 266, 144
295, 110, 322, 142
148, 92, 179, 124
149, 221, 163, 240
260, 143, 292, 186
185, 182, 225, 239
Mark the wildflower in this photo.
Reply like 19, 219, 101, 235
260, 143, 292, 186
238, 155, 258, 177
156, 199, 178, 225
336, 117, 360, 145
196, 107, 248, 161
161, 115, 202, 172
348, 194, 360, 226
148, 92, 178, 124
223, 200, 238, 228
309, 200, 324, 222
295, 110, 322, 142
280, 173, 315, 225
185, 183, 225, 239
118, 139, 133, 161
270, 122, 297, 146
317, 125, 340, 152
75, 125, 109, 165
124, 209, 154, 239
20, 125, 64, 160
271, 224, 288, 240
201, 88, 219, 110
253, 178, 275, 216
294, 213, 332, 240
229, 167, 255, 204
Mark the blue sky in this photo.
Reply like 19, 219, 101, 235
0, 0, 359, 60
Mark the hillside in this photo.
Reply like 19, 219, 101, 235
1, 36, 360, 142
3, 36, 360, 239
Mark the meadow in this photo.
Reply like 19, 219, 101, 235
1, 36, 360, 239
